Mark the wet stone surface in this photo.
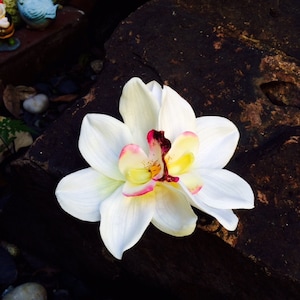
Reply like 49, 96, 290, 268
1, 0, 300, 299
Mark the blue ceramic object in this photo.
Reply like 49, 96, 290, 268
17, 0, 58, 30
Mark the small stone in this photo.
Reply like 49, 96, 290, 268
23, 94, 49, 114
2, 282, 47, 300
90, 59, 103, 74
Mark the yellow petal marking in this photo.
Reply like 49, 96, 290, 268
165, 131, 198, 177
167, 152, 195, 175
125, 168, 152, 184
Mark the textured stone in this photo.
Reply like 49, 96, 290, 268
1, 0, 300, 298
2, 282, 47, 300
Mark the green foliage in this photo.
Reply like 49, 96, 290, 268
0, 117, 32, 154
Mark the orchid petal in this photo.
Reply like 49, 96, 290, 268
159, 86, 196, 141
179, 181, 242, 231
119, 77, 160, 151
152, 183, 197, 236
146, 80, 163, 105
99, 186, 155, 259
79, 114, 133, 180
119, 144, 150, 182
194, 116, 239, 169
122, 179, 156, 197
56, 168, 122, 222
179, 172, 203, 194
195, 168, 254, 209
118, 144, 156, 196
166, 131, 199, 175
198, 203, 240, 231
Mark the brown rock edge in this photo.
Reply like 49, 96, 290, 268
1, 0, 300, 298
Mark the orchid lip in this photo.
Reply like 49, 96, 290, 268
147, 130, 179, 183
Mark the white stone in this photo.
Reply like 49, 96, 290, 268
23, 93, 49, 114
2, 282, 47, 300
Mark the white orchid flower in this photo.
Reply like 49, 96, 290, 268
55, 77, 254, 259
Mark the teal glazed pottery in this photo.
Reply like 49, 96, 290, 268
17, 0, 58, 30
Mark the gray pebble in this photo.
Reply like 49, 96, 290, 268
23, 94, 49, 114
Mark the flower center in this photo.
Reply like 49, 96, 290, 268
119, 129, 199, 197
149, 162, 161, 178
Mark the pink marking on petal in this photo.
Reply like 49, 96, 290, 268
119, 144, 141, 158
190, 185, 202, 195
161, 174, 180, 183
182, 131, 198, 138
147, 130, 171, 155
123, 180, 156, 197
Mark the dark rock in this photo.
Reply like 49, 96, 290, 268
260, 80, 300, 108
52, 77, 79, 95
0, 246, 17, 285
33, 83, 53, 97
1, 0, 300, 298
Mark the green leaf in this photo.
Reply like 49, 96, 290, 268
0, 117, 33, 154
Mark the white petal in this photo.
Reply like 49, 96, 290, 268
119, 77, 160, 151
159, 86, 196, 142
151, 183, 197, 236
195, 116, 239, 169
197, 202, 239, 231
99, 186, 155, 259
179, 181, 245, 231
79, 114, 133, 180
195, 168, 254, 209
55, 168, 121, 222
146, 79, 163, 105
